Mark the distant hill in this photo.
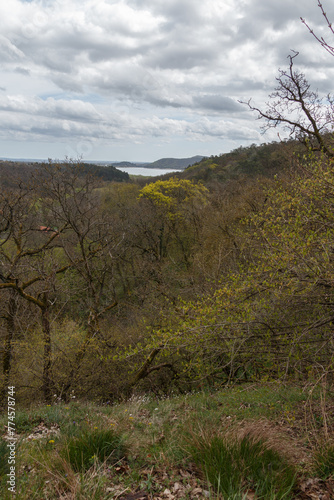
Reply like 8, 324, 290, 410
112, 156, 206, 170
143, 156, 205, 170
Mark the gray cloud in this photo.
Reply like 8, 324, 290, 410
145, 43, 217, 70
14, 66, 30, 75
193, 95, 243, 113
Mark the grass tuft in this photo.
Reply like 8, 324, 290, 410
186, 427, 296, 499
313, 443, 334, 479
61, 428, 126, 472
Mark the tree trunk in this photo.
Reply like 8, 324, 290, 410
2, 291, 17, 402
41, 304, 53, 403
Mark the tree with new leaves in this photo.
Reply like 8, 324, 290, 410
137, 177, 208, 264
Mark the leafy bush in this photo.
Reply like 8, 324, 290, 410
62, 428, 126, 472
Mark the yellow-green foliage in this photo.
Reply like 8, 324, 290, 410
138, 177, 208, 220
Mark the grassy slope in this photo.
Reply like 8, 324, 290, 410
1, 382, 334, 499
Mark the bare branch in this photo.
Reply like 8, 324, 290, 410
301, 0, 334, 57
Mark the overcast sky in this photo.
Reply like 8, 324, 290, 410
0, 0, 333, 162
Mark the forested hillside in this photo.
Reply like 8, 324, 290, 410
0, 138, 332, 404
0, 160, 130, 188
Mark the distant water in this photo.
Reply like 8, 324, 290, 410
118, 167, 181, 177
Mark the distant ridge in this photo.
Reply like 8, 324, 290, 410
144, 156, 205, 169
112, 155, 206, 170
0, 157, 46, 163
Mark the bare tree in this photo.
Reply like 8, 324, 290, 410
0, 176, 72, 402
38, 162, 119, 400
0, 161, 118, 403
241, 1, 334, 157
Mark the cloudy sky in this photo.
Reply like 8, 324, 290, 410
0, 0, 333, 162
